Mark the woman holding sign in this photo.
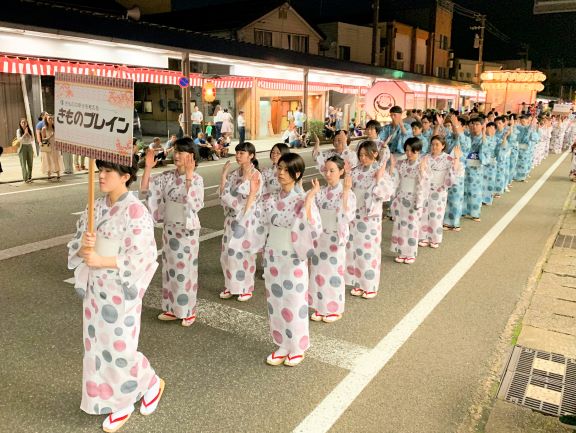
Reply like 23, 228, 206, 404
67, 156, 164, 432
141, 137, 204, 327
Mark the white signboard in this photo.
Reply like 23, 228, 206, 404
54, 73, 134, 165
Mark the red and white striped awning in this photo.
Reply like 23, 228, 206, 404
0, 55, 256, 88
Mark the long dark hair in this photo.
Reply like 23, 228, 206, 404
18, 118, 32, 136
235, 141, 259, 170
278, 153, 305, 182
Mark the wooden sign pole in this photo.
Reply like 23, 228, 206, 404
87, 158, 95, 233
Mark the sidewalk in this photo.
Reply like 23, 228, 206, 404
0, 135, 288, 184
481, 183, 576, 433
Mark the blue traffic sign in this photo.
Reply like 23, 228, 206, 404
178, 77, 189, 88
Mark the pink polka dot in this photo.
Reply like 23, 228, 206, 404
114, 340, 126, 352
277, 201, 285, 211
270, 267, 279, 277
329, 244, 338, 252
291, 232, 298, 242
133, 228, 141, 235
84, 338, 91, 351
281, 308, 293, 322
243, 260, 249, 270
327, 301, 339, 313
109, 206, 118, 216
130, 364, 139, 377
86, 381, 99, 397
142, 357, 149, 368
124, 238, 131, 248
98, 383, 113, 400
315, 275, 325, 286
84, 308, 91, 320
299, 335, 309, 350
364, 242, 371, 249
112, 296, 122, 305
129, 203, 144, 219
294, 268, 303, 278
272, 330, 283, 344
177, 262, 185, 269
242, 240, 251, 249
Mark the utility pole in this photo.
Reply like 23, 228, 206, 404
371, 0, 379, 66
470, 14, 486, 84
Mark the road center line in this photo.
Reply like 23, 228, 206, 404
293, 152, 569, 433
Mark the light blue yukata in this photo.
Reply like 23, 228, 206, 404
494, 128, 511, 195
463, 134, 488, 219
507, 125, 519, 186
443, 132, 470, 229
514, 125, 540, 181
482, 134, 497, 205
379, 122, 413, 158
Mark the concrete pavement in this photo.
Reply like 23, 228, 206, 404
478, 182, 576, 433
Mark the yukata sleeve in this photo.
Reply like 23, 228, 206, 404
378, 145, 390, 167
116, 204, 159, 312
67, 207, 89, 297
443, 156, 458, 189
315, 150, 327, 172
336, 190, 357, 246
366, 172, 395, 216
230, 192, 269, 254
220, 171, 239, 210
145, 172, 168, 224
185, 174, 204, 230
346, 150, 359, 169
415, 164, 432, 209
292, 199, 322, 261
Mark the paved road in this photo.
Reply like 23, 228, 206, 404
0, 149, 571, 433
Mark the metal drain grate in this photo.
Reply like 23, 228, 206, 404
498, 346, 576, 416
555, 234, 576, 249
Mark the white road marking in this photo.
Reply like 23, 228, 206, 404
292, 153, 570, 433
0, 234, 73, 261
0, 180, 91, 196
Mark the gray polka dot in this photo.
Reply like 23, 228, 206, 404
88, 325, 95, 338
169, 238, 180, 251
267, 302, 274, 315
102, 350, 112, 363
177, 294, 189, 306
176, 274, 185, 282
114, 327, 123, 336
329, 276, 341, 287
102, 305, 118, 324
283, 280, 293, 290
271, 284, 283, 297
365, 270, 375, 280
124, 316, 135, 327
236, 270, 245, 281
295, 283, 305, 293
115, 358, 128, 368
298, 305, 308, 319
286, 328, 293, 338
120, 380, 138, 394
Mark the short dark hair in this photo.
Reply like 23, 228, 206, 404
365, 119, 381, 134
96, 155, 139, 187
278, 153, 305, 182
356, 140, 380, 161
390, 105, 403, 114
270, 142, 290, 158
411, 120, 423, 129
174, 137, 200, 164
404, 137, 422, 153
486, 121, 496, 128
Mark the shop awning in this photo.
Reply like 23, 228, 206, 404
257, 78, 368, 95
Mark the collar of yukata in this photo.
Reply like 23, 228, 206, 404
106, 191, 130, 207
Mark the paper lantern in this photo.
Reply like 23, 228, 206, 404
203, 81, 216, 102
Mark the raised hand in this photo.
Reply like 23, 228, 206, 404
343, 172, 352, 191
389, 153, 397, 174
306, 178, 321, 200
221, 160, 232, 178
249, 171, 260, 195
183, 152, 196, 178
375, 161, 388, 181
453, 144, 462, 159
419, 154, 429, 173
145, 148, 157, 169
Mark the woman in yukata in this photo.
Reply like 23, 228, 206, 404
67, 156, 164, 433
346, 140, 394, 299
236, 153, 322, 367
140, 137, 204, 327
418, 135, 461, 249
309, 155, 356, 322
219, 142, 263, 302
390, 137, 431, 264
313, 129, 359, 172
260, 142, 290, 198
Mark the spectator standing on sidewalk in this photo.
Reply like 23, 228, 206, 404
214, 105, 223, 139
16, 118, 35, 183
191, 105, 203, 139
220, 108, 234, 138
40, 114, 64, 182
35, 111, 46, 155
237, 110, 246, 144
